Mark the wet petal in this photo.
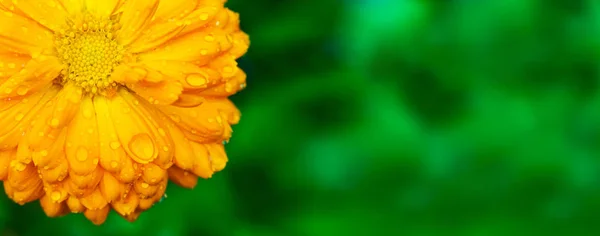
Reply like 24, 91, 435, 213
167, 166, 197, 189
84, 0, 121, 17
0, 8, 53, 55
116, 0, 159, 46
0, 56, 63, 100
65, 96, 99, 175
1, 0, 68, 31
84, 205, 110, 225
40, 194, 69, 217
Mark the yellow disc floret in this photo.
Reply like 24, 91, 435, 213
55, 16, 124, 95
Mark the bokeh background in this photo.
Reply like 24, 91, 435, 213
3, 0, 600, 235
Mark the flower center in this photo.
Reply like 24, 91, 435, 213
55, 16, 124, 95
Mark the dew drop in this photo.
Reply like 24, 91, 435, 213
185, 74, 207, 87
141, 182, 149, 189
129, 133, 155, 161
110, 141, 121, 150
16, 86, 28, 96
76, 146, 88, 161
50, 118, 60, 128
15, 113, 24, 121
51, 191, 61, 201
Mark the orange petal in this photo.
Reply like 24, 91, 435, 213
42, 182, 69, 203
99, 172, 126, 203
66, 195, 85, 213
167, 166, 197, 189
84, 205, 110, 225
66, 167, 103, 198
112, 191, 139, 216
6, 162, 44, 205
116, 0, 159, 46
80, 188, 108, 210
0, 150, 14, 180
40, 194, 69, 217
206, 143, 228, 172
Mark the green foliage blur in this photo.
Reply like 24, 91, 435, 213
3, 0, 600, 235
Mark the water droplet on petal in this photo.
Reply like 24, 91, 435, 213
51, 191, 61, 201
110, 141, 121, 150
76, 146, 88, 161
129, 133, 155, 162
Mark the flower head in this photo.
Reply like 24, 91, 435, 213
0, 0, 248, 224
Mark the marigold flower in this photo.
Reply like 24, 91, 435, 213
0, 0, 248, 225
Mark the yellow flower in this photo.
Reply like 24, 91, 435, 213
0, 0, 249, 225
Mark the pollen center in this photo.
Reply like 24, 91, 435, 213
55, 17, 124, 95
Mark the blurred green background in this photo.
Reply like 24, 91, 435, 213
4, 0, 600, 235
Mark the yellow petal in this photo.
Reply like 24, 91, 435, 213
93, 94, 127, 173
31, 128, 67, 174
158, 99, 232, 143
26, 83, 81, 155
57, 0, 84, 15
166, 121, 195, 170
1, 0, 68, 31
0, 56, 63, 100
0, 86, 59, 150
119, 90, 175, 168
0, 8, 53, 55
65, 96, 99, 175
152, 0, 199, 22
0, 53, 29, 80
139, 60, 223, 91
123, 68, 183, 105
116, 0, 159, 46
133, 178, 158, 199
196, 67, 246, 97
84, 0, 121, 17
108, 90, 159, 164
138, 29, 224, 65
140, 163, 166, 185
